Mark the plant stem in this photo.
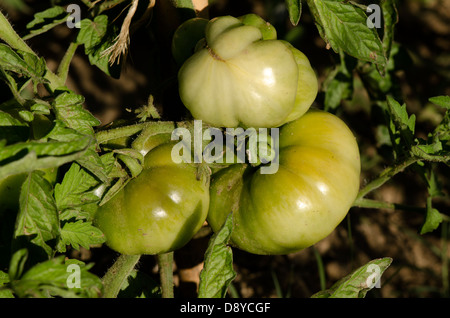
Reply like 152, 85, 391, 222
312, 246, 326, 291
96, 121, 175, 144
0, 11, 35, 55
158, 252, 174, 298
102, 254, 141, 298
96, 122, 150, 144
57, 42, 79, 83
353, 198, 450, 225
353, 197, 425, 213
355, 156, 419, 201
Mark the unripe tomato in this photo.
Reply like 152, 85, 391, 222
94, 142, 210, 255
176, 15, 318, 128
207, 110, 360, 255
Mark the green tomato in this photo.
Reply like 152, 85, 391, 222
94, 142, 210, 255
177, 15, 318, 128
207, 110, 360, 255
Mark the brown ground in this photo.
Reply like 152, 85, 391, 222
1, 0, 449, 297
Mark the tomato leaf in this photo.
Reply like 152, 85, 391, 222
420, 202, 442, 235
0, 270, 14, 298
311, 257, 393, 298
386, 96, 416, 156
429, 96, 450, 110
56, 220, 105, 252
323, 51, 356, 111
0, 118, 93, 180
54, 152, 115, 212
0, 44, 47, 92
77, 15, 109, 51
8, 248, 28, 281
14, 171, 60, 258
76, 15, 120, 78
11, 256, 103, 298
24, 6, 69, 40
51, 90, 111, 182
52, 90, 100, 136
54, 163, 101, 211
0, 137, 92, 163
198, 213, 236, 298
419, 167, 444, 234
430, 98, 450, 145
306, 0, 386, 68
285, 0, 302, 26
381, 0, 399, 61
387, 96, 415, 135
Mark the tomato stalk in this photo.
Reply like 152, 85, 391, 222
354, 156, 419, 202
96, 121, 175, 146
157, 251, 174, 298
57, 42, 79, 83
353, 197, 425, 213
101, 254, 141, 298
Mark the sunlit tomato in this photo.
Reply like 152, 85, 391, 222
94, 142, 210, 255
207, 110, 360, 255
176, 15, 318, 128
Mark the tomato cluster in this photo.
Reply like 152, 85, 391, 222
95, 14, 360, 256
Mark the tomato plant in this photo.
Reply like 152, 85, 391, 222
0, 0, 449, 303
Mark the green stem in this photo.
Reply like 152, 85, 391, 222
353, 198, 450, 224
353, 197, 425, 213
312, 246, 326, 291
96, 122, 149, 144
102, 254, 141, 298
96, 121, 175, 145
0, 11, 35, 55
57, 42, 79, 83
158, 252, 174, 298
411, 145, 450, 164
355, 157, 419, 201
